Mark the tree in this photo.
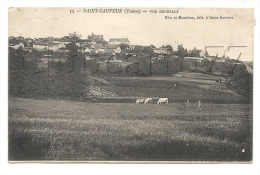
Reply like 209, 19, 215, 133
231, 64, 253, 97
9, 46, 42, 97
119, 44, 129, 52
65, 42, 81, 73
66, 42, 78, 54
177, 44, 188, 70
29, 49, 41, 61
132, 45, 143, 53
165, 45, 173, 50
142, 46, 154, 54
165, 45, 173, 54
69, 32, 82, 42
9, 37, 18, 45
191, 47, 199, 57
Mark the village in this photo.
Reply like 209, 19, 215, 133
9, 32, 232, 69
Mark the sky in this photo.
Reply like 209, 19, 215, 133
8, 7, 254, 61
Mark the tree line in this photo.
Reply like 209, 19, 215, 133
9, 46, 89, 100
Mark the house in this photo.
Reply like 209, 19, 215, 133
198, 50, 205, 57
108, 38, 130, 45
114, 46, 121, 53
49, 43, 66, 51
184, 56, 204, 62
85, 56, 94, 61
81, 44, 102, 53
206, 56, 225, 62
84, 47, 92, 53
10, 43, 24, 49
78, 41, 92, 48
153, 48, 169, 54
58, 40, 71, 44
99, 45, 121, 54
33, 44, 48, 50
53, 41, 61, 44
206, 56, 216, 61
187, 49, 205, 58
58, 47, 68, 52
33, 42, 66, 51
215, 57, 225, 62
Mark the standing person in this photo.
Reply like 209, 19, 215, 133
185, 102, 188, 111
198, 101, 201, 111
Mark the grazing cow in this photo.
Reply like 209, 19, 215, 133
157, 98, 169, 104
136, 98, 145, 104
144, 98, 153, 104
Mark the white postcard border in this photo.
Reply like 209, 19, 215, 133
1, 1, 259, 175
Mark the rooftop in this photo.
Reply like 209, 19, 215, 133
108, 38, 130, 42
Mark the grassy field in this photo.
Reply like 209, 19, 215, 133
95, 73, 250, 104
9, 97, 252, 161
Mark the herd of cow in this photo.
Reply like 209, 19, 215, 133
136, 98, 169, 104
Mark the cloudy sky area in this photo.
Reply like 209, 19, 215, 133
9, 7, 254, 61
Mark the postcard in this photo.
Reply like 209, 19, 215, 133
7, 7, 255, 163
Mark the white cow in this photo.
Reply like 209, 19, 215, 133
136, 98, 145, 104
157, 98, 169, 104
144, 98, 153, 104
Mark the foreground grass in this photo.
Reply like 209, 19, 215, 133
9, 98, 252, 161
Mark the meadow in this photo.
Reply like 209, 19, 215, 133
96, 73, 250, 104
9, 97, 252, 161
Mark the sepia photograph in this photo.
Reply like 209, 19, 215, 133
7, 7, 254, 162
